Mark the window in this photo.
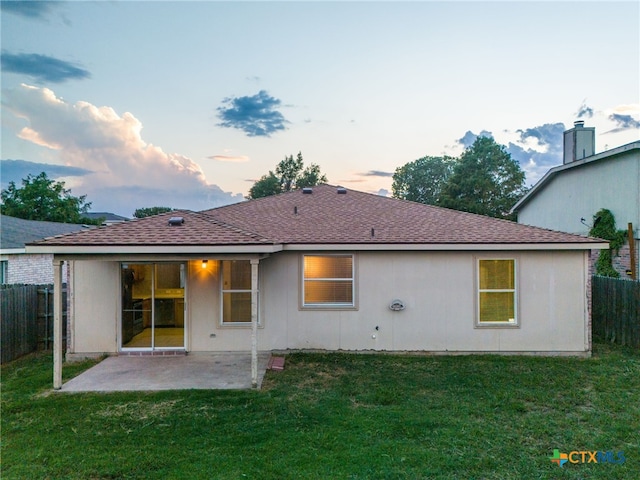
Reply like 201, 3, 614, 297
0, 260, 7, 284
303, 254, 354, 307
477, 259, 517, 326
221, 260, 254, 324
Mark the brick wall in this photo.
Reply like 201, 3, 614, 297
591, 240, 639, 279
612, 240, 639, 278
5, 254, 69, 284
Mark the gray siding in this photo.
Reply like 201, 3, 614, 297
517, 152, 639, 237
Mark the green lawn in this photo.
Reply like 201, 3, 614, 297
2, 344, 639, 479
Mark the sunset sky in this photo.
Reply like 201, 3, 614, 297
2, 1, 638, 217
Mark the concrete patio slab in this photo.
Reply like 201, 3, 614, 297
59, 353, 271, 392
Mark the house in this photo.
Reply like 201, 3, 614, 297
84, 212, 129, 226
26, 185, 607, 389
0, 215, 91, 284
511, 121, 640, 278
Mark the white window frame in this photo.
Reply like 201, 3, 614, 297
475, 257, 519, 328
301, 254, 356, 309
220, 260, 258, 326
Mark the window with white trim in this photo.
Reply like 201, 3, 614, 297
302, 254, 354, 307
221, 260, 254, 324
477, 259, 517, 326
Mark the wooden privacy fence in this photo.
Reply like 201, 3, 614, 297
592, 275, 640, 348
1, 284, 67, 364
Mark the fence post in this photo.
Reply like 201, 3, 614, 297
629, 223, 637, 280
53, 260, 64, 389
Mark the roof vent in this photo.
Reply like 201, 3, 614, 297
168, 217, 184, 226
337, 187, 347, 194
302, 187, 313, 194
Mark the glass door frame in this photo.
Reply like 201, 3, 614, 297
120, 261, 187, 352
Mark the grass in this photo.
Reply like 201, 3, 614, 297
2, 344, 639, 479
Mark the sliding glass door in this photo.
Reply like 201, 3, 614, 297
121, 263, 185, 350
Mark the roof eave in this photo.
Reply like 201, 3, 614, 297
281, 242, 609, 251
25, 242, 607, 255
25, 244, 284, 255
0, 248, 26, 255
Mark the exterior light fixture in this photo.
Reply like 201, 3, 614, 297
202, 260, 208, 269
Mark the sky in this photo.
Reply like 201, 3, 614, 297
1, 0, 639, 218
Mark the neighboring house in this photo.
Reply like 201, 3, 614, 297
26, 185, 607, 388
511, 121, 640, 278
84, 212, 129, 226
0, 215, 90, 284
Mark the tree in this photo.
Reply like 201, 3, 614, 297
275, 152, 304, 192
248, 172, 281, 200
297, 163, 327, 189
392, 155, 456, 205
0, 172, 99, 224
439, 136, 527, 220
133, 206, 173, 218
247, 152, 328, 199
589, 208, 626, 278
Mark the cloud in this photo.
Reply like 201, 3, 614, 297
207, 155, 250, 163
609, 103, 640, 115
576, 101, 594, 119
358, 170, 394, 178
376, 188, 389, 197
457, 130, 493, 148
2, 84, 243, 215
514, 123, 565, 150
337, 178, 366, 184
0, 1, 56, 19
0, 159, 92, 187
507, 123, 565, 185
607, 113, 640, 133
1, 52, 90, 83
217, 90, 288, 137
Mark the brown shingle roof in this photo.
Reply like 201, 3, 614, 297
29, 210, 273, 246
30, 185, 603, 248
203, 184, 602, 245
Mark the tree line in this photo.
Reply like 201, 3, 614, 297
1, 136, 528, 223
249, 136, 528, 221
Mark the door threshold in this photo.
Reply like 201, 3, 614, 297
119, 350, 187, 357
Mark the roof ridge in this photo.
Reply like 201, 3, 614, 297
201, 183, 339, 214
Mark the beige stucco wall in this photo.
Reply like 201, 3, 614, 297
71, 260, 120, 355
260, 250, 588, 353
67, 250, 590, 357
